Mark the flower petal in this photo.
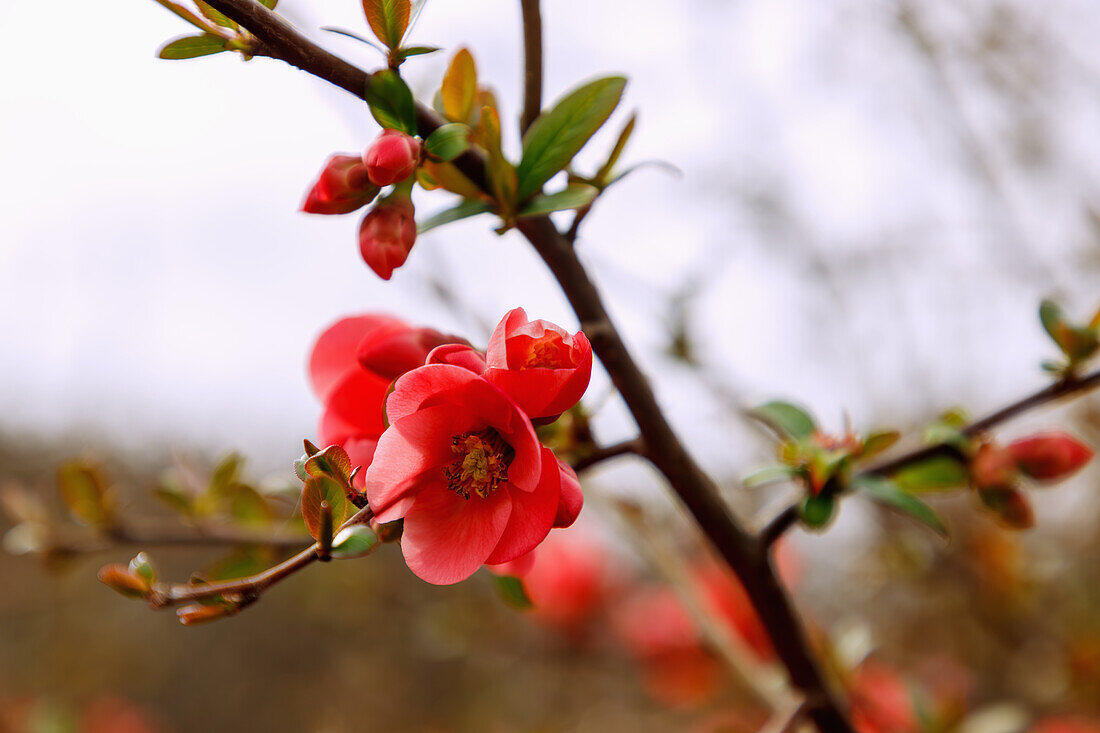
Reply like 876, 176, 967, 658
485, 307, 529, 367
317, 370, 390, 445
553, 458, 583, 528
309, 315, 405, 401
385, 364, 483, 424
485, 448, 562, 565
401, 485, 512, 585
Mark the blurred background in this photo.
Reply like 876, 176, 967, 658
3, 0, 1100, 730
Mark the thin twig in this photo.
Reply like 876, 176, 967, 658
759, 368, 1100, 546
571, 437, 644, 472
148, 505, 373, 608
518, 0, 543, 135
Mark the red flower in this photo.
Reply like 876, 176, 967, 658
359, 196, 417, 280
849, 662, 918, 733
484, 308, 593, 421
1008, 431, 1094, 482
309, 315, 457, 487
301, 154, 379, 215
364, 129, 421, 186
364, 364, 579, 584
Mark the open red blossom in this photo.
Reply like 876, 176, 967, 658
363, 129, 421, 186
365, 364, 580, 584
359, 197, 416, 280
1008, 432, 1094, 482
301, 154, 379, 215
484, 308, 593, 421
309, 315, 460, 488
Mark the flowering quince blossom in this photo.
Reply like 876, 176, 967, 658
364, 355, 587, 584
358, 196, 417, 280
300, 154, 378, 215
363, 129, 421, 186
309, 315, 457, 488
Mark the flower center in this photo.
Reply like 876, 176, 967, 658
443, 429, 514, 499
521, 332, 570, 369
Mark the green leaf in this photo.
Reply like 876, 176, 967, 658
330, 525, 380, 559
1040, 300, 1066, 344
293, 456, 309, 483
861, 430, 900, 460
800, 494, 835, 529
362, 0, 411, 50
304, 445, 353, 484
492, 574, 533, 609
301, 476, 349, 541
321, 27, 385, 52
892, 455, 969, 493
595, 112, 636, 184
518, 184, 598, 217
400, 45, 440, 58
743, 464, 799, 488
853, 475, 948, 538
418, 199, 494, 234
750, 401, 817, 441
195, 1, 237, 29
364, 70, 418, 135
128, 552, 157, 583
258, 0, 278, 8
158, 34, 228, 60
424, 123, 470, 162
57, 461, 111, 526
517, 76, 627, 199
224, 484, 272, 527
208, 452, 244, 499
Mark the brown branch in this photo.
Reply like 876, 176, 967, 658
148, 505, 374, 609
164, 3, 853, 728
518, 0, 543, 134
760, 367, 1100, 545
571, 437, 644, 472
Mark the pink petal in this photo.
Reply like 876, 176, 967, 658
385, 364, 483, 424
486, 548, 537, 578
401, 484, 512, 585
317, 370, 390, 445
485, 448, 562, 565
309, 315, 405, 401
426, 343, 487, 374
343, 436, 379, 490
553, 458, 583, 528
365, 404, 475, 522
485, 307, 529, 367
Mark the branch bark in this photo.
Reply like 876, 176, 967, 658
181, 2, 854, 728
518, 0, 543, 134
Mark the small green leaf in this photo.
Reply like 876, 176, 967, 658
595, 112, 636, 184
424, 123, 471, 162
208, 452, 244, 498
861, 430, 900, 460
518, 184, 598, 217
892, 455, 969, 493
364, 70, 417, 135
743, 464, 799, 488
853, 475, 948, 538
58, 461, 111, 526
750, 401, 817, 441
418, 199, 494, 234
153, 484, 192, 515
158, 34, 228, 60
321, 27, 385, 52
401, 45, 440, 58
1040, 300, 1066, 344
800, 494, 835, 529
195, 1, 237, 28
330, 525, 380, 559
362, 0, 411, 50
517, 76, 627, 199
492, 574, 533, 609
224, 484, 272, 527
258, 0, 278, 8
128, 552, 157, 583
293, 456, 309, 482
301, 476, 349, 541
304, 445, 353, 484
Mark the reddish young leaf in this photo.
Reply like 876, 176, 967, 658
362, 0, 411, 50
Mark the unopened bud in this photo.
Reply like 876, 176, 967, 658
98, 563, 150, 599
177, 603, 232, 626
364, 130, 421, 186
1008, 432, 1094, 482
302, 154, 381, 215
970, 442, 1018, 491
357, 327, 457, 380
978, 487, 1034, 530
358, 198, 416, 280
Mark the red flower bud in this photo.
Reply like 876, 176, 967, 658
978, 487, 1034, 529
364, 129, 421, 186
176, 603, 232, 626
301, 154, 380, 215
1008, 432, 1094, 482
97, 564, 150, 598
969, 442, 1018, 491
358, 198, 416, 280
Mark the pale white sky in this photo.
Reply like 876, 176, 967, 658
2, 0, 1099, 491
